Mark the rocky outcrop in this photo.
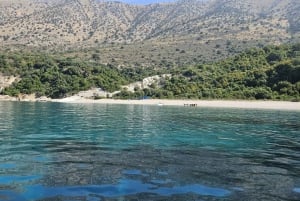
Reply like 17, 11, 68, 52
121, 74, 171, 92
0, 74, 19, 93
69, 74, 172, 99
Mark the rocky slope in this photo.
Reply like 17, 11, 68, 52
0, 0, 299, 66
0, 74, 19, 92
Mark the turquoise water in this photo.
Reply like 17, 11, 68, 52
0, 102, 299, 200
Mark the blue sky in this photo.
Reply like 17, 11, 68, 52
114, 0, 176, 5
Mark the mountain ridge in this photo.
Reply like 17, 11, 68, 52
0, 0, 299, 66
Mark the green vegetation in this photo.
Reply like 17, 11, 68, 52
114, 43, 300, 101
1, 43, 299, 101
0, 53, 128, 98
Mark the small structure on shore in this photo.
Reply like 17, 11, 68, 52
184, 103, 197, 107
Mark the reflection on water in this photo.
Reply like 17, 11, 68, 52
0, 145, 299, 200
0, 102, 299, 200
0, 164, 16, 169
19, 179, 230, 200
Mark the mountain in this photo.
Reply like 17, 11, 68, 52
0, 0, 299, 66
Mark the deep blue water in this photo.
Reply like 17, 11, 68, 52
0, 101, 299, 201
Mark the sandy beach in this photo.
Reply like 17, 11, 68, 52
1, 94, 299, 111
51, 95, 300, 111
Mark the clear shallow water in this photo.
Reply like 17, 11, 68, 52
0, 102, 299, 201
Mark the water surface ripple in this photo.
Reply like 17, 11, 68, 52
0, 102, 299, 200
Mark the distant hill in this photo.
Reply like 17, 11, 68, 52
0, 0, 299, 66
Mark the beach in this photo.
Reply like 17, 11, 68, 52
1, 94, 299, 111
51, 95, 300, 111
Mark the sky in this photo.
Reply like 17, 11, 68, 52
110, 0, 209, 5
113, 0, 176, 5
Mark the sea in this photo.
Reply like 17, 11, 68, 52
0, 101, 299, 201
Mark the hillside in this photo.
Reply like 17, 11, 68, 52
1, 43, 299, 100
0, 0, 299, 66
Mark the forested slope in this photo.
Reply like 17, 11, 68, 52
0, 43, 299, 100
144, 43, 300, 100
0, 53, 129, 98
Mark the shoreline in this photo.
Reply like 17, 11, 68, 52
52, 96, 300, 111
1, 95, 300, 111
